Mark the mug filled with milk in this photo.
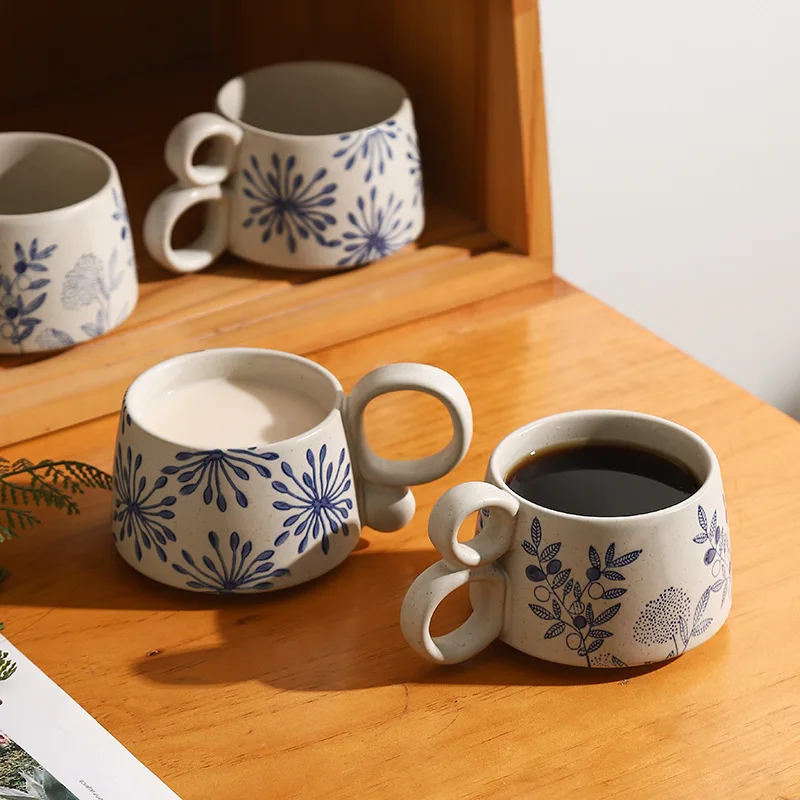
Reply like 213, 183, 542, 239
111, 347, 472, 593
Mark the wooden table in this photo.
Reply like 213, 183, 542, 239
2, 241, 799, 798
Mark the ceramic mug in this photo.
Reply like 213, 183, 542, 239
144, 62, 424, 274
0, 132, 138, 354
401, 410, 733, 668
112, 347, 471, 593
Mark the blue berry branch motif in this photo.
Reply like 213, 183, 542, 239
161, 449, 279, 512
333, 121, 399, 183
0, 239, 57, 351
336, 187, 414, 267
272, 445, 353, 555
633, 585, 714, 658
694, 504, 732, 607
113, 444, 177, 562
171, 531, 290, 593
242, 153, 340, 253
405, 132, 423, 207
523, 517, 642, 667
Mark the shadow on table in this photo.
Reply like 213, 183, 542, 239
0, 510, 669, 688
126, 539, 668, 691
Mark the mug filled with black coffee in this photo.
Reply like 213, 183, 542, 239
401, 410, 732, 668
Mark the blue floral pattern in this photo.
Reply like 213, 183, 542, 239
111, 187, 130, 242
523, 517, 642, 667
0, 239, 57, 351
113, 444, 177, 562
272, 445, 353, 555
336, 187, 414, 267
171, 531, 290, 593
693, 503, 732, 607
633, 503, 730, 658
161, 448, 279, 512
405, 132, 423, 207
333, 121, 399, 183
241, 154, 340, 253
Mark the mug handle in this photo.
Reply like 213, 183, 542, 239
400, 560, 507, 664
401, 482, 519, 663
143, 112, 243, 273
345, 363, 473, 532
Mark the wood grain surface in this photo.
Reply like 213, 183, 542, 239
1, 280, 798, 799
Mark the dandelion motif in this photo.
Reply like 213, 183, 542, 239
333, 120, 398, 183
272, 445, 354, 555
336, 187, 414, 267
171, 531, 290, 593
0, 239, 56, 350
161, 448, 279, 512
61, 253, 106, 310
241, 153, 340, 253
633, 587, 691, 649
113, 444, 177, 562
406, 132, 423, 206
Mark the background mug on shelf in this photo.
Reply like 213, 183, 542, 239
113, 347, 471, 593
144, 62, 425, 274
0, 132, 138, 354
401, 410, 733, 668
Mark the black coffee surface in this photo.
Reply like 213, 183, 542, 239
506, 442, 700, 517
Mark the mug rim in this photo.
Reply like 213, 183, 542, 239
488, 409, 719, 524
215, 60, 410, 140
0, 131, 115, 220
124, 347, 345, 450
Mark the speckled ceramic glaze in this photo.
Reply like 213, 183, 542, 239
0, 132, 137, 354
145, 62, 424, 273
401, 410, 732, 668
112, 348, 472, 593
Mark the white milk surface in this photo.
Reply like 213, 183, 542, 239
140, 376, 329, 447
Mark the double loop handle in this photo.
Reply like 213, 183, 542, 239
400, 482, 519, 664
144, 113, 242, 273
346, 363, 473, 533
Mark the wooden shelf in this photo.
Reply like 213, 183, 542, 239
0, 63, 551, 445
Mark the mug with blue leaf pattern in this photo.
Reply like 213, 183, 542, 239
401, 410, 733, 668
112, 347, 472, 593
144, 62, 424, 273
0, 132, 138, 354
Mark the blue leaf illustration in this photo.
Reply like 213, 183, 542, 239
540, 542, 561, 563
592, 603, 621, 626
603, 570, 625, 581
551, 568, 571, 588
530, 517, 542, 549
588, 629, 613, 639
698, 505, 708, 532
528, 604, 555, 620
609, 549, 642, 568
544, 622, 565, 638
602, 588, 626, 599
588, 546, 601, 570
521, 540, 537, 557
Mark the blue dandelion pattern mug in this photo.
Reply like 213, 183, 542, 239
112, 348, 472, 593
145, 62, 424, 274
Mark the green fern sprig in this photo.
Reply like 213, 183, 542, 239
0, 457, 112, 542
0, 456, 111, 682
0, 650, 16, 681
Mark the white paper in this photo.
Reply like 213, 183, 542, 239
0, 637, 181, 800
